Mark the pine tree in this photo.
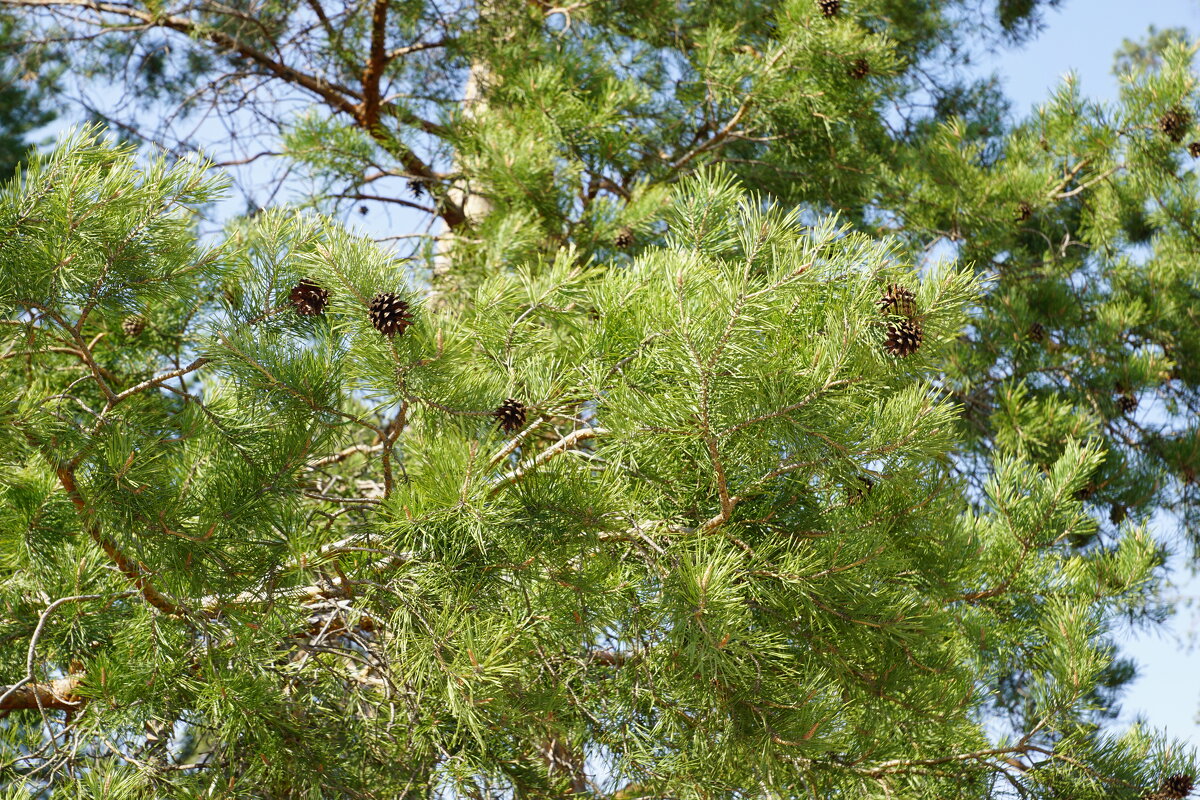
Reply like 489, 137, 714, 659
6, 0, 1194, 563
1, 129, 1194, 798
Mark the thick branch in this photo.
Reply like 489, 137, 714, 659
359, 0, 390, 132
0, 676, 84, 712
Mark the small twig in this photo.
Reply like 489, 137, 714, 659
490, 428, 607, 495
107, 357, 210, 410
0, 594, 126, 711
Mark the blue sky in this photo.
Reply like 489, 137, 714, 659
977, 0, 1200, 748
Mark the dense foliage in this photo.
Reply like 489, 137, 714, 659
1, 130, 1191, 797
1, 0, 1198, 795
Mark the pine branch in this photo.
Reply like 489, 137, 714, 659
0, 594, 119, 711
359, 0, 389, 132
668, 47, 787, 172
107, 356, 211, 410
0, 676, 84, 712
56, 467, 190, 617
0, 0, 463, 225
490, 427, 607, 495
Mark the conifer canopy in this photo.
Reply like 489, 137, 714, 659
0, 130, 1193, 798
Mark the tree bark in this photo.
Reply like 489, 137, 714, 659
0, 676, 83, 712
431, 55, 495, 302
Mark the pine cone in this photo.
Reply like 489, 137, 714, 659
289, 278, 331, 317
614, 227, 634, 249
1189, 142, 1200, 158
817, 0, 840, 16
1160, 773, 1195, 800
493, 398, 527, 434
1109, 504, 1127, 526
1027, 322, 1046, 342
408, 179, 425, 198
368, 293, 414, 337
1116, 392, 1138, 415
1014, 201, 1033, 222
1158, 108, 1192, 143
884, 319, 923, 358
847, 475, 874, 505
847, 58, 870, 80
121, 315, 146, 337
878, 284, 917, 318
1075, 482, 1098, 501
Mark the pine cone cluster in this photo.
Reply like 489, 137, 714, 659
1158, 108, 1192, 143
122, 315, 146, 337
1189, 142, 1200, 158
614, 227, 634, 249
368, 293, 414, 337
1014, 201, 1033, 222
884, 319, 924, 358
817, 0, 840, 16
289, 278, 330, 317
494, 398, 527, 433
847, 58, 870, 80
878, 284, 917, 317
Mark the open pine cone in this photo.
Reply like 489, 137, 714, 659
289, 278, 331, 316
884, 319, 923, 358
493, 398, 527, 434
368, 293, 414, 337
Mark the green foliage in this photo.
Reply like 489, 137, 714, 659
0, 133, 1193, 797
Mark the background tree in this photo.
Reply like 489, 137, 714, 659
0, 129, 1194, 797
0, 11, 60, 179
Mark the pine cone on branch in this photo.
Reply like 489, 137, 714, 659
1158, 773, 1195, 800
1027, 322, 1046, 342
884, 319, 923, 358
122, 315, 146, 337
1014, 201, 1033, 222
614, 227, 634, 249
494, 398, 527, 433
878, 284, 917, 318
1188, 142, 1200, 158
289, 278, 331, 317
817, 0, 840, 17
1158, 108, 1192, 143
848, 58, 870, 80
368, 293, 414, 337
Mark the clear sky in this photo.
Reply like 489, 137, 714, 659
978, 0, 1200, 748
